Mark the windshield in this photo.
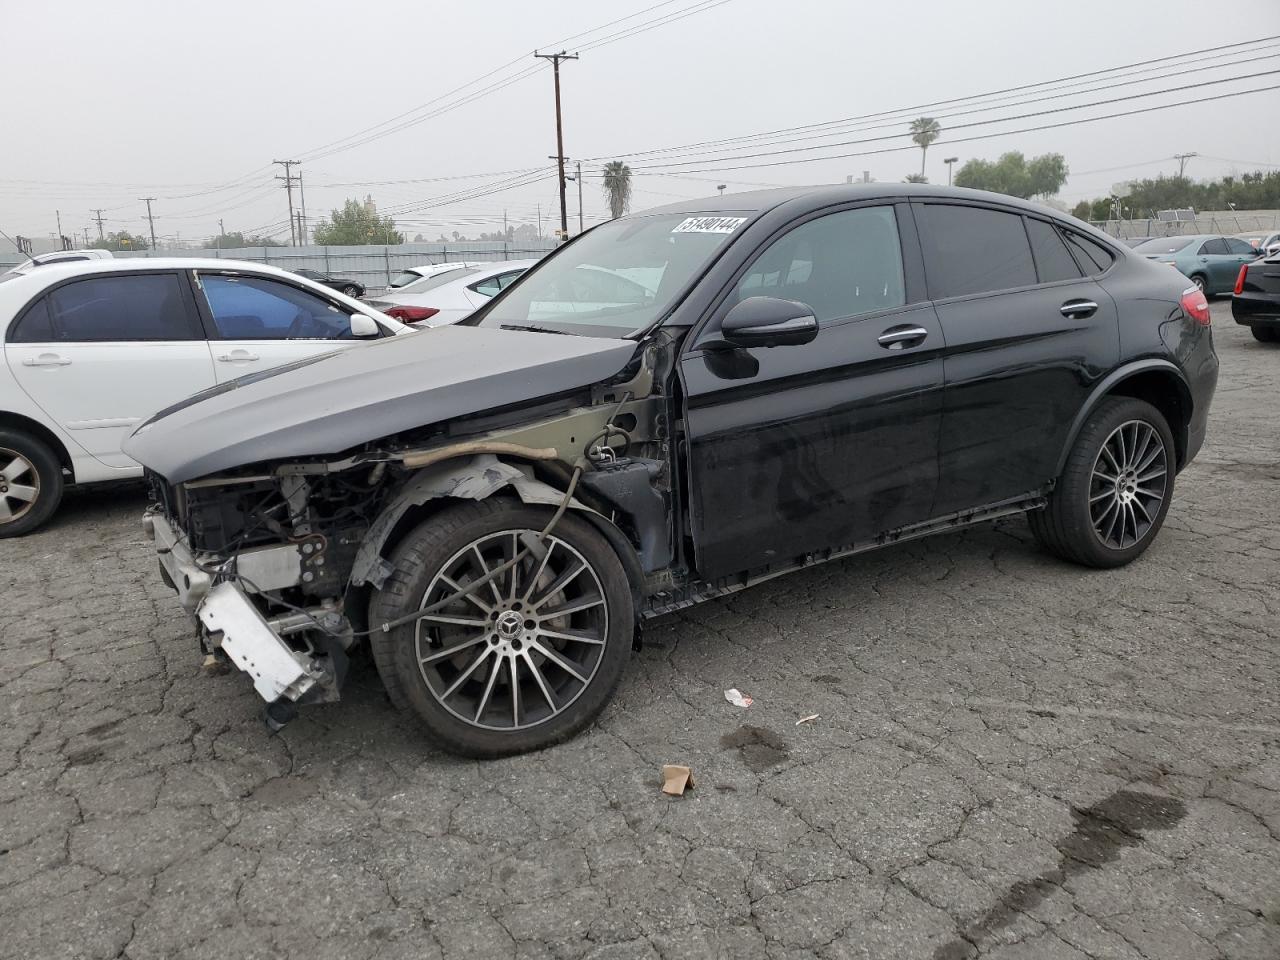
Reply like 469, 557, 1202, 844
477, 213, 747, 337
1134, 237, 1193, 254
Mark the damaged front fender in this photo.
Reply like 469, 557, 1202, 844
349, 454, 615, 590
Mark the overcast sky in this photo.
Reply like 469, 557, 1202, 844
2, 0, 1277, 247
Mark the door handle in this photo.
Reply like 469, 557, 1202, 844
1060, 299, 1098, 319
22, 354, 71, 367
217, 351, 260, 362
877, 325, 929, 349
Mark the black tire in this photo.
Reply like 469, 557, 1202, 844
1028, 397, 1175, 569
341, 284, 362, 298
0, 429, 63, 539
1250, 325, 1278, 343
369, 499, 633, 757
1190, 273, 1207, 295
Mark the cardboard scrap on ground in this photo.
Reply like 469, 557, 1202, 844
724, 688, 753, 708
661, 764, 695, 796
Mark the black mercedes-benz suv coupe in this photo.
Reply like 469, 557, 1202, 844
126, 184, 1219, 756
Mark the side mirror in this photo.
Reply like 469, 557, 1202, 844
719, 296, 818, 349
350, 313, 381, 338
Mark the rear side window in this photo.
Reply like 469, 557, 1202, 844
1199, 238, 1228, 255
1225, 238, 1256, 255
1063, 231, 1115, 274
471, 275, 504, 297
14, 274, 194, 342
1025, 218, 1083, 284
922, 204, 1036, 298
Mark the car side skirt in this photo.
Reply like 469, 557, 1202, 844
644, 490, 1047, 619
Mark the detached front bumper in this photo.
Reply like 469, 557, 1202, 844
143, 510, 330, 706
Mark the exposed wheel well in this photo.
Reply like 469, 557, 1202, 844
0, 412, 74, 480
1104, 370, 1192, 468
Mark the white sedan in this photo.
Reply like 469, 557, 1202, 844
366, 259, 537, 326
385, 260, 485, 290
0, 258, 406, 536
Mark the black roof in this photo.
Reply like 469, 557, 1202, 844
641, 182, 1072, 220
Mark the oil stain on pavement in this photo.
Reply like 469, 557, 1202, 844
720, 725, 789, 772
931, 789, 1187, 959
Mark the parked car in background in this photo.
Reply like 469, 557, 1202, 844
1132, 234, 1260, 295
387, 261, 486, 289
1235, 231, 1280, 257
365, 259, 535, 325
1232, 252, 1280, 342
292, 268, 365, 298
0, 259, 406, 536
128, 184, 1216, 756
2, 249, 113, 277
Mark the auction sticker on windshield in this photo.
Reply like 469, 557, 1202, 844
671, 216, 748, 234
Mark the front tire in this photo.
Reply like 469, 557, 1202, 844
342, 284, 362, 298
1028, 397, 1175, 568
369, 499, 634, 757
0, 430, 63, 539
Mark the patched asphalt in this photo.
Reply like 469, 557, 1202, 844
2, 300, 1278, 959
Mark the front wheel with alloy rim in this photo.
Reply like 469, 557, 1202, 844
0, 429, 63, 538
369, 499, 634, 757
1028, 397, 1175, 568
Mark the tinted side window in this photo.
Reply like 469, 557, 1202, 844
45, 274, 193, 342
922, 205, 1036, 298
9, 296, 55, 342
200, 275, 353, 340
1025, 218, 1083, 284
736, 206, 905, 322
496, 270, 524, 290
1200, 238, 1228, 255
1063, 231, 1115, 275
1225, 238, 1256, 255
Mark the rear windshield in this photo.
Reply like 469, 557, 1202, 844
1133, 238, 1193, 254
389, 270, 423, 288
395, 267, 480, 294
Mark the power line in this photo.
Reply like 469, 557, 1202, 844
623, 82, 1280, 175
588, 34, 1280, 163
622, 71, 1280, 172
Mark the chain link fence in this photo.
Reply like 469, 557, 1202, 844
1090, 210, 1280, 241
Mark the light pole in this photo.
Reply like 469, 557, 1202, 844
717, 184, 726, 195
944, 157, 959, 186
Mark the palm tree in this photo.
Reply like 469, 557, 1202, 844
602, 161, 633, 220
909, 117, 942, 178
904, 173, 928, 184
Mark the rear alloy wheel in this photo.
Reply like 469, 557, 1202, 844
0, 430, 64, 539
342, 284, 361, 298
1251, 325, 1278, 343
1190, 274, 1208, 295
1028, 397, 1174, 568
370, 500, 633, 757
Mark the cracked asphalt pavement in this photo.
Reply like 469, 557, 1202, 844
3, 301, 1278, 960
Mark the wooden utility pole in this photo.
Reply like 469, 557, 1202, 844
534, 50, 578, 242
273, 159, 300, 245
92, 209, 106, 241
140, 198, 157, 251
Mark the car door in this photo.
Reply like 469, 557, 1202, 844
5, 271, 216, 468
1224, 237, 1260, 276
680, 202, 944, 581
192, 271, 371, 382
916, 202, 1120, 516
1195, 238, 1239, 293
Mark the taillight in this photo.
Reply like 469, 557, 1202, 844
384, 306, 439, 323
1180, 286, 1211, 326
1234, 264, 1249, 296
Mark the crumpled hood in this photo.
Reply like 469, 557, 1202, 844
124, 326, 637, 484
